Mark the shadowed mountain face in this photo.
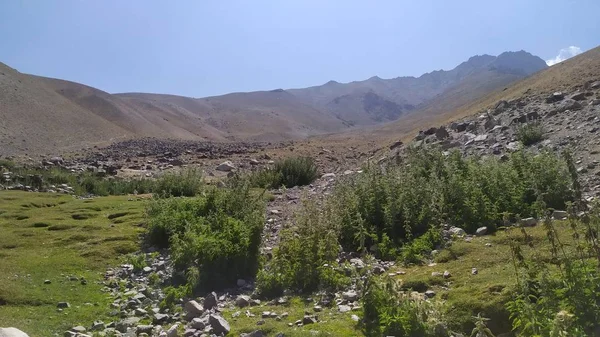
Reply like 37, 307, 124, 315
0, 50, 547, 156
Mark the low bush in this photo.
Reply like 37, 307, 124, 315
256, 199, 348, 297
516, 122, 544, 146
361, 275, 448, 337
1, 163, 204, 197
330, 147, 576, 262
146, 180, 265, 291
507, 202, 600, 336
248, 156, 318, 189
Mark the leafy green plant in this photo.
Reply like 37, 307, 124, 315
256, 199, 347, 296
125, 253, 147, 272
329, 147, 575, 261
247, 156, 318, 189
146, 180, 265, 291
506, 202, 600, 336
361, 275, 448, 337
516, 122, 545, 146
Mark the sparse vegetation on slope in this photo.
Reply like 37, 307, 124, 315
1, 160, 205, 197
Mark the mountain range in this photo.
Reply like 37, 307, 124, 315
0, 50, 548, 156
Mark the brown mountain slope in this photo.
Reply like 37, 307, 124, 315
0, 50, 550, 156
115, 90, 350, 141
358, 45, 600, 148
0, 63, 130, 156
288, 51, 548, 125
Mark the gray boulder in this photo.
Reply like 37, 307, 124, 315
184, 300, 204, 319
216, 161, 235, 172
209, 314, 230, 335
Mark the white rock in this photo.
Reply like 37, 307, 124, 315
216, 161, 235, 172
0, 328, 29, 337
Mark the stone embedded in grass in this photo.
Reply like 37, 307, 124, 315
90, 321, 106, 331
0, 327, 30, 337
425, 290, 436, 298
472, 268, 479, 275
448, 226, 466, 237
43, 279, 51, 284
552, 210, 568, 220
302, 315, 317, 325
475, 226, 488, 236
520, 217, 538, 227
338, 305, 351, 313
56, 302, 70, 309
235, 295, 251, 308
69, 326, 86, 334
443, 270, 452, 279
240, 331, 266, 337
342, 290, 358, 301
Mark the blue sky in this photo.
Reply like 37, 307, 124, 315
0, 0, 598, 97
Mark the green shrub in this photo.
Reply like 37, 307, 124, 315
125, 253, 147, 272
154, 168, 203, 197
516, 122, 544, 146
329, 147, 575, 261
362, 275, 447, 337
507, 202, 600, 336
247, 156, 318, 189
256, 199, 347, 296
146, 181, 265, 291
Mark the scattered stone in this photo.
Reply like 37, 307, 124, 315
443, 270, 451, 279
209, 314, 231, 335
351, 314, 360, 322
236, 295, 251, 308
136, 325, 154, 335
216, 161, 235, 172
553, 210, 568, 220
570, 92, 587, 101
472, 268, 478, 275
475, 226, 488, 236
203, 292, 218, 310
302, 316, 317, 325
338, 305, 351, 313
448, 227, 466, 237
184, 300, 204, 318
425, 290, 436, 298
57, 302, 70, 309
190, 317, 206, 330
0, 328, 29, 337
342, 290, 358, 302
521, 217, 538, 227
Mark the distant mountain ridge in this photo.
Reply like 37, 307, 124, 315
0, 50, 547, 155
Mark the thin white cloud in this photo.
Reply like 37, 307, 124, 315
546, 46, 583, 66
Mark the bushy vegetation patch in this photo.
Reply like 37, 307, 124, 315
516, 122, 545, 146
146, 181, 265, 291
248, 156, 318, 189
361, 275, 448, 337
332, 147, 576, 261
1, 160, 204, 197
256, 200, 349, 297
507, 202, 600, 336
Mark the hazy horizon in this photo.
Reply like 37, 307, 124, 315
1, 0, 598, 97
